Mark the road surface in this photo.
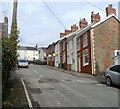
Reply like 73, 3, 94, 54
16, 65, 119, 108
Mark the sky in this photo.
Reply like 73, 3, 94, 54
1, 0, 119, 47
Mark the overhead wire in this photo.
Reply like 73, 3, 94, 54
41, 0, 66, 30
84, 0, 105, 12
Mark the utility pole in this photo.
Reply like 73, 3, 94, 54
12, 0, 18, 23
10, 0, 18, 36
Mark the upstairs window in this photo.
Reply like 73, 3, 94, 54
83, 50, 89, 66
70, 39, 74, 50
77, 39, 80, 50
71, 52, 75, 64
83, 34, 88, 48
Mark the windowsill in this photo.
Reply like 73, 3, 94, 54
83, 63, 89, 66
83, 45, 88, 48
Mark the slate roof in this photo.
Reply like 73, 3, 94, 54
18, 46, 38, 50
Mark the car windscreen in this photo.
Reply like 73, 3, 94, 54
19, 60, 27, 62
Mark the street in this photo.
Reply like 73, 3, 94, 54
16, 65, 118, 107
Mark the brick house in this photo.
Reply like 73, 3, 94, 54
59, 36, 67, 70
0, 17, 8, 37
46, 43, 55, 66
76, 4, 120, 75
59, 29, 72, 70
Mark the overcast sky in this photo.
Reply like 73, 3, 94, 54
1, 0, 119, 47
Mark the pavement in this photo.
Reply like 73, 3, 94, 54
2, 72, 29, 109
45, 65, 106, 84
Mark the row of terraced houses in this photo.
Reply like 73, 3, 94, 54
46, 4, 120, 75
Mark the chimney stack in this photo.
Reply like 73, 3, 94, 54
79, 18, 88, 29
4, 17, 8, 24
60, 33, 66, 38
106, 4, 116, 16
91, 11, 101, 23
65, 30, 71, 35
71, 24, 78, 32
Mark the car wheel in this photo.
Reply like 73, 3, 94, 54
106, 77, 112, 86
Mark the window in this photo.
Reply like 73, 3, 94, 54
33, 51, 35, 56
63, 53, 66, 63
83, 34, 88, 48
83, 50, 89, 66
63, 42, 65, 51
67, 42, 69, 50
110, 65, 120, 73
71, 39, 74, 50
71, 52, 75, 64
77, 40, 80, 50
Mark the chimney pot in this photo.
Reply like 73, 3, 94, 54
106, 4, 116, 16
60, 33, 66, 38
109, 4, 112, 7
65, 30, 71, 35
91, 12, 101, 23
4, 17, 8, 24
79, 18, 88, 29
91, 11, 94, 15
71, 24, 78, 32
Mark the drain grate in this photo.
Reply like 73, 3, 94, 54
29, 88, 42, 94
64, 79, 71, 81
24, 81, 42, 94
42, 87, 55, 91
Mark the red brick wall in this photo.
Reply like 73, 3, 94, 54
47, 44, 55, 66
93, 17, 119, 74
60, 38, 67, 70
77, 30, 92, 74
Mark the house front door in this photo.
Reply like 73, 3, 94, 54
77, 54, 81, 72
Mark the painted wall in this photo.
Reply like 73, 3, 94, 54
39, 49, 47, 62
54, 42, 60, 67
17, 49, 39, 61
67, 36, 77, 71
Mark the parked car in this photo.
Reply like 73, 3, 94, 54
105, 65, 120, 86
18, 59, 29, 68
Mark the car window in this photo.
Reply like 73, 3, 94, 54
110, 65, 120, 73
19, 60, 27, 62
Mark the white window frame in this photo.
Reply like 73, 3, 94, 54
63, 53, 66, 63
83, 34, 88, 48
77, 39, 80, 50
83, 50, 89, 66
71, 52, 75, 64
71, 39, 74, 50
67, 42, 69, 50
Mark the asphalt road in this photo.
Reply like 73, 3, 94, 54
16, 65, 119, 108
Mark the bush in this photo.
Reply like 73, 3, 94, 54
2, 21, 19, 91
